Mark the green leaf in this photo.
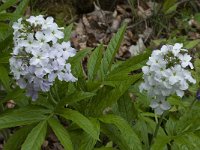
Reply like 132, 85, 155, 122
151, 135, 171, 150
0, 23, 12, 42
100, 24, 126, 78
99, 114, 142, 150
4, 125, 34, 150
107, 51, 150, 77
0, 13, 20, 21
101, 123, 130, 150
78, 118, 100, 150
79, 132, 97, 150
0, 65, 11, 92
0, 106, 50, 129
56, 108, 99, 140
0, 55, 10, 63
162, 0, 177, 14
0, 0, 18, 12
21, 121, 47, 150
115, 92, 136, 123
89, 74, 142, 116
194, 13, 200, 25
14, 0, 30, 16
87, 44, 103, 80
68, 48, 91, 78
185, 40, 200, 49
48, 118, 73, 150
56, 91, 96, 109
63, 24, 73, 42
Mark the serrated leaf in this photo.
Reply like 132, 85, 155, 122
99, 115, 142, 150
0, 106, 50, 129
0, 65, 11, 91
56, 108, 99, 140
48, 118, 73, 150
100, 24, 126, 78
107, 51, 150, 77
0, 0, 18, 12
69, 48, 91, 78
21, 121, 47, 150
115, 92, 136, 123
4, 125, 34, 150
63, 24, 73, 42
78, 132, 97, 150
87, 44, 103, 80
79, 118, 100, 150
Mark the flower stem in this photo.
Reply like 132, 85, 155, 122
150, 111, 167, 146
49, 90, 57, 105
189, 98, 197, 110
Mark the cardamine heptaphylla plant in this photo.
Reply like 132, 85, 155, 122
140, 43, 196, 114
10, 15, 77, 100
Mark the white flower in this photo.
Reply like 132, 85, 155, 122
172, 43, 183, 56
150, 99, 171, 115
140, 43, 196, 114
178, 53, 194, 69
10, 15, 77, 100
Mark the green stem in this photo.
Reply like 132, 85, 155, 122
49, 90, 57, 105
150, 111, 167, 146
189, 98, 197, 110
54, 84, 61, 102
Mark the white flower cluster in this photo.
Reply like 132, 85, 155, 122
140, 43, 196, 114
10, 15, 77, 100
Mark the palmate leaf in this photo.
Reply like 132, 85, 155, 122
100, 23, 126, 78
56, 108, 99, 140
48, 118, 73, 150
4, 125, 34, 150
0, 106, 50, 129
87, 44, 103, 80
99, 115, 142, 150
21, 121, 47, 150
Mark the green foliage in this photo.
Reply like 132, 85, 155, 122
0, 5, 199, 149
21, 121, 47, 150
48, 118, 73, 150
56, 108, 99, 140
100, 23, 126, 78
87, 44, 103, 80
4, 125, 34, 150
99, 114, 142, 150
